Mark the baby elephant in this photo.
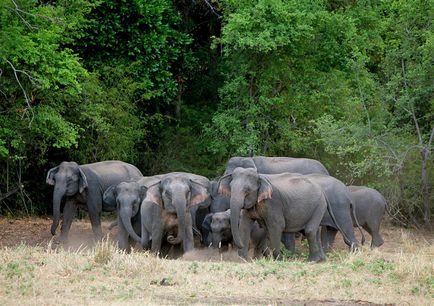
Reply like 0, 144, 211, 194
202, 209, 267, 258
348, 186, 386, 248
103, 176, 161, 252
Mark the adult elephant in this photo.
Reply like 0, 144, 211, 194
202, 209, 267, 258
305, 174, 363, 252
46, 161, 142, 243
225, 156, 329, 175
219, 167, 332, 262
224, 156, 329, 250
103, 176, 161, 252
141, 172, 210, 254
346, 186, 386, 248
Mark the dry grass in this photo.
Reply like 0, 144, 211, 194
0, 224, 432, 305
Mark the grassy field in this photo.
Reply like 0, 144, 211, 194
0, 219, 432, 305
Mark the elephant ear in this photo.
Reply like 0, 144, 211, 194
217, 173, 232, 197
201, 213, 213, 232
143, 182, 162, 207
257, 175, 273, 204
78, 168, 88, 193
46, 166, 59, 185
139, 185, 148, 201
190, 179, 210, 207
103, 185, 117, 211
210, 180, 219, 198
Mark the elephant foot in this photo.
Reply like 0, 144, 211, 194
308, 252, 325, 262
371, 237, 384, 248
237, 249, 248, 259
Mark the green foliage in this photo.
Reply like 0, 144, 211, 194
0, 0, 431, 224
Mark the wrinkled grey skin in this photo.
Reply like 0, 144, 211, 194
225, 156, 329, 176
202, 209, 267, 258
220, 168, 328, 262
209, 180, 230, 213
346, 186, 386, 248
279, 174, 363, 253
308, 174, 362, 251
223, 156, 329, 251
103, 176, 161, 252
141, 172, 210, 254
199, 180, 230, 244
46, 161, 142, 243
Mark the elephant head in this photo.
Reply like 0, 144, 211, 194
210, 209, 232, 248
218, 167, 272, 248
143, 173, 210, 250
103, 181, 147, 243
46, 162, 88, 235
224, 157, 256, 175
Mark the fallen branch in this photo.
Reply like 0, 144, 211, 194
0, 185, 21, 202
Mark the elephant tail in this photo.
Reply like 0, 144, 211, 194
350, 200, 365, 245
323, 191, 353, 248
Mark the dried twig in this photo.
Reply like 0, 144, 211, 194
203, 0, 222, 18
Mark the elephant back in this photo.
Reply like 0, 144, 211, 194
81, 161, 143, 194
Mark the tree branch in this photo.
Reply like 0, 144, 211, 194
203, 0, 222, 18
5, 59, 35, 126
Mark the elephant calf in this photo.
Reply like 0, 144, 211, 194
202, 209, 267, 258
103, 176, 161, 252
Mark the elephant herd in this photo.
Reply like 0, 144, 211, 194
46, 156, 387, 262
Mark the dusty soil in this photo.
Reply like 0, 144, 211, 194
0, 216, 118, 250
0, 216, 424, 252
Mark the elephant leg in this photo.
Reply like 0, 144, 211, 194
58, 198, 77, 243
117, 215, 131, 253
238, 210, 252, 259
363, 223, 384, 248
183, 213, 194, 253
87, 194, 103, 241
305, 204, 326, 262
316, 228, 326, 261
189, 205, 198, 232
333, 206, 359, 251
151, 225, 164, 256
321, 226, 338, 252
281, 232, 296, 253
265, 222, 285, 260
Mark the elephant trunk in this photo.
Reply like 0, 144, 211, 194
51, 185, 64, 235
171, 197, 187, 247
230, 195, 244, 249
120, 207, 141, 243
212, 232, 223, 249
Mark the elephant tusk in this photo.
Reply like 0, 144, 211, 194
208, 242, 212, 248
219, 241, 222, 249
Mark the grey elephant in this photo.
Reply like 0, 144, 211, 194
220, 167, 331, 262
103, 176, 162, 252
308, 174, 364, 252
209, 180, 230, 213
202, 209, 268, 258
197, 180, 230, 245
225, 156, 329, 175
223, 156, 329, 250
347, 186, 386, 248
46, 161, 142, 243
140, 172, 210, 254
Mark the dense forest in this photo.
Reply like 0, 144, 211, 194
0, 0, 432, 227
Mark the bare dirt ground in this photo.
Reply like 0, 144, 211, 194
0, 216, 421, 253
0, 217, 432, 305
